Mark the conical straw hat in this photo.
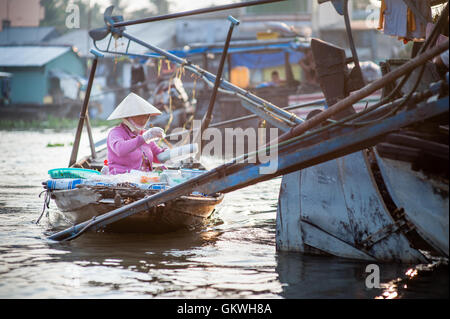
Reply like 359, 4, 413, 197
107, 92, 162, 120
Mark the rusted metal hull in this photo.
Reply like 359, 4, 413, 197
50, 188, 223, 233
276, 149, 448, 263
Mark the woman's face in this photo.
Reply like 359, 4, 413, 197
129, 114, 150, 128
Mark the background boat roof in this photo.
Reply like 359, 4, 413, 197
0, 45, 73, 67
144, 37, 310, 59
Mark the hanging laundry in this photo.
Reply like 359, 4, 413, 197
406, 0, 432, 40
378, 0, 431, 43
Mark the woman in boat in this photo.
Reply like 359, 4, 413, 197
106, 92, 166, 175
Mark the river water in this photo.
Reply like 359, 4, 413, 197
0, 129, 447, 299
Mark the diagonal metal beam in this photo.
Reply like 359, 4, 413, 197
112, 0, 287, 28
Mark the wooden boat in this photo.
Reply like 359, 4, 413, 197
48, 146, 224, 233
50, 184, 224, 233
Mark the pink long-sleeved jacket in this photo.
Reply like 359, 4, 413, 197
107, 123, 164, 174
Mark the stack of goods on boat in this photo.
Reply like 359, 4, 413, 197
43, 167, 207, 192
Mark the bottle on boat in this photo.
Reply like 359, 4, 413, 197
101, 159, 109, 175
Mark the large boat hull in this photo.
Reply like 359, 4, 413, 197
276, 149, 448, 263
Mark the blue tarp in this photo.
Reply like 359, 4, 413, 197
230, 51, 304, 69
143, 40, 308, 69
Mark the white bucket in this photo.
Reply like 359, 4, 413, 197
157, 143, 198, 163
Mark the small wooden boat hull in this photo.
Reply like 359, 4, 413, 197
50, 187, 224, 233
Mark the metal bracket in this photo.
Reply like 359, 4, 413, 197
90, 49, 104, 58
359, 208, 416, 250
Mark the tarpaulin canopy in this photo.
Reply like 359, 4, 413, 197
230, 50, 304, 69
143, 39, 308, 69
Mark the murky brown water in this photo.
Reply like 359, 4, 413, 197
0, 129, 447, 298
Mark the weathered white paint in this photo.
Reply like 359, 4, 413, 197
299, 155, 355, 245
276, 170, 304, 251
300, 221, 375, 261
337, 152, 426, 263
276, 150, 429, 263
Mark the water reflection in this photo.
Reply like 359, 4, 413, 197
374, 261, 449, 299
37, 224, 280, 298
0, 130, 448, 298
276, 252, 449, 299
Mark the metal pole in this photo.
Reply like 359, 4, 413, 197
68, 50, 103, 167
200, 16, 240, 143
85, 114, 96, 159
343, 0, 360, 70
93, 98, 326, 149
117, 31, 302, 126
112, 0, 286, 28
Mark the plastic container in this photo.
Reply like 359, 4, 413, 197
140, 175, 160, 184
100, 160, 109, 175
148, 183, 167, 190
160, 170, 188, 187
167, 177, 188, 187
160, 169, 182, 182
157, 143, 198, 163
180, 168, 206, 180
48, 168, 101, 179
46, 179, 83, 190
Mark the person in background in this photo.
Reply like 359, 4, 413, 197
106, 92, 166, 175
269, 70, 284, 86
256, 70, 284, 88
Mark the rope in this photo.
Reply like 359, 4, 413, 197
36, 190, 51, 224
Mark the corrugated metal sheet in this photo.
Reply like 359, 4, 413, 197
46, 29, 93, 57
0, 27, 59, 45
0, 46, 72, 67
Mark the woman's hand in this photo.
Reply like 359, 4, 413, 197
142, 127, 166, 143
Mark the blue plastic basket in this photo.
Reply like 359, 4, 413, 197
48, 168, 100, 179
